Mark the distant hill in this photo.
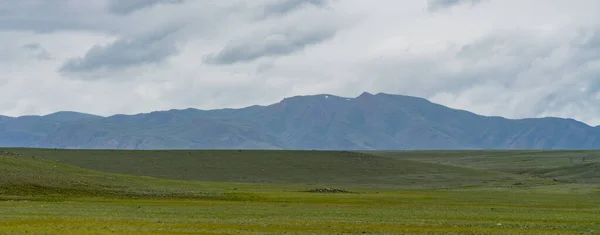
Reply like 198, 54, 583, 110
2, 92, 600, 150
0, 152, 232, 198
5, 149, 550, 188
0, 115, 12, 121
525, 162, 600, 184
41, 111, 103, 122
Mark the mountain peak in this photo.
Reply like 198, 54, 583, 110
0, 115, 14, 120
280, 94, 347, 103
2, 92, 600, 150
357, 92, 374, 98
44, 111, 98, 116
43, 111, 103, 122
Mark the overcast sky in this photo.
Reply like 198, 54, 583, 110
2, 0, 600, 125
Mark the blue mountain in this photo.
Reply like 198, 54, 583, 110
1, 93, 599, 150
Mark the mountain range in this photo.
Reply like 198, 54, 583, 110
1, 92, 599, 150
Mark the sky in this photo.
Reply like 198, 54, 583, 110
1, 0, 600, 125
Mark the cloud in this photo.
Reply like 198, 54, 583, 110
59, 26, 181, 75
0, 0, 207, 35
3, 0, 600, 127
21, 43, 52, 60
427, 0, 484, 11
106, 0, 185, 15
204, 25, 338, 65
359, 24, 600, 124
258, 0, 328, 18
0, 0, 111, 33
21, 43, 41, 50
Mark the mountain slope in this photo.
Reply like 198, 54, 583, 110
0, 115, 12, 122
2, 92, 600, 150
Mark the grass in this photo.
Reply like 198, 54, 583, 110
4, 148, 552, 188
1, 149, 600, 234
523, 162, 600, 184
371, 150, 600, 183
0, 154, 257, 200
1, 189, 599, 234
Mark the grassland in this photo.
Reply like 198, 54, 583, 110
371, 150, 600, 184
1, 148, 600, 234
0, 154, 266, 200
2, 189, 600, 234
2, 148, 555, 188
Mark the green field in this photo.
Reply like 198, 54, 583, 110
372, 150, 600, 184
1, 149, 599, 234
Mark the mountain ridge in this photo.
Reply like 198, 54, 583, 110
1, 92, 599, 150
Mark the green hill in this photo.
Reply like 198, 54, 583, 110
0, 153, 227, 199
1, 149, 598, 235
371, 150, 600, 184
524, 162, 600, 184
5, 148, 551, 188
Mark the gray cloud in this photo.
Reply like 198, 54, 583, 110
106, 0, 185, 15
358, 25, 600, 124
21, 43, 52, 60
0, 0, 191, 34
571, 29, 600, 64
59, 26, 181, 74
259, 0, 328, 18
4, 0, 600, 127
0, 0, 110, 33
204, 26, 337, 65
21, 43, 41, 50
427, 0, 484, 11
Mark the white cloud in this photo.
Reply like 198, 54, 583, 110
1, 0, 600, 125
426, 0, 485, 12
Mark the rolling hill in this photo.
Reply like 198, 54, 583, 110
4, 148, 552, 188
2, 149, 598, 235
525, 162, 600, 184
0, 153, 199, 198
372, 150, 600, 184
2, 92, 600, 150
